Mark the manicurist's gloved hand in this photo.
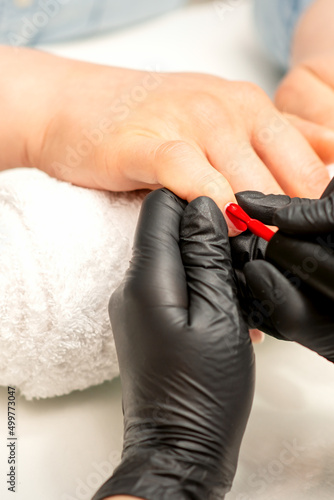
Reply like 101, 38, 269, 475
92, 189, 255, 500
229, 183, 334, 363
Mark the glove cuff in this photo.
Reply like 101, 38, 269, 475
91, 448, 229, 500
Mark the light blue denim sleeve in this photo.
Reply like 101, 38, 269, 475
254, 0, 315, 70
0, 0, 187, 46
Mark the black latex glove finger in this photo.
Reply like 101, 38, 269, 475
242, 260, 334, 362
229, 230, 267, 270
109, 188, 189, 418
180, 196, 244, 328
233, 267, 287, 342
235, 191, 311, 226
128, 186, 187, 309
235, 178, 334, 226
179, 197, 254, 470
236, 176, 334, 235
320, 176, 334, 198
93, 190, 255, 500
273, 193, 334, 235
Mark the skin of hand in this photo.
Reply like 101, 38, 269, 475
275, 0, 334, 164
92, 188, 255, 500
0, 46, 330, 235
229, 186, 334, 362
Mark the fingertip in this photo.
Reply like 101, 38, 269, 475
183, 196, 246, 238
133, 187, 187, 257
235, 190, 266, 203
249, 329, 265, 344
181, 195, 227, 239
236, 192, 292, 225
223, 202, 247, 237
227, 223, 245, 237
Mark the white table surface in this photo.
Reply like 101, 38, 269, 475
1, 1, 334, 499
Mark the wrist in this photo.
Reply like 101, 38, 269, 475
0, 46, 32, 169
0, 46, 70, 171
105, 497, 144, 500
92, 447, 228, 500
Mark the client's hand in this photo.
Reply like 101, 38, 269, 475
275, 56, 334, 165
92, 189, 255, 500
3, 47, 329, 236
230, 185, 334, 363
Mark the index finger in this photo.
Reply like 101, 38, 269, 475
127, 188, 188, 310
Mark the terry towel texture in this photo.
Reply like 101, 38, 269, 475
0, 168, 145, 399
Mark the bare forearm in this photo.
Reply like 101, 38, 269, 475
0, 45, 69, 170
0, 46, 27, 169
292, 0, 334, 65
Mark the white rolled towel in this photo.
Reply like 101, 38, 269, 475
0, 168, 145, 400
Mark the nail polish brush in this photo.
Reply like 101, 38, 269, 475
225, 203, 334, 301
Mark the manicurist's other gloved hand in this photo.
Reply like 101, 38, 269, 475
230, 184, 334, 363
92, 189, 255, 500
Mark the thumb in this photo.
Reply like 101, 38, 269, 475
179, 195, 239, 324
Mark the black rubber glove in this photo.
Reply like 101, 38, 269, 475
92, 189, 255, 500
229, 188, 334, 362
235, 189, 334, 235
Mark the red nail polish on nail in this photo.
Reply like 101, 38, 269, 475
225, 203, 275, 242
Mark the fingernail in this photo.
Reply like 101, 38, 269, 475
224, 202, 246, 237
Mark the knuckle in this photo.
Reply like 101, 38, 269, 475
197, 169, 226, 187
108, 284, 124, 319
153, 140, 194, 162
303, 160, 328, 193
196, 170, 231, 199
123, 274, 147, 303
111, 273, 147, 311
252, 112, 288, 148
186, 91, 222, 119
239, 81, 267, 102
